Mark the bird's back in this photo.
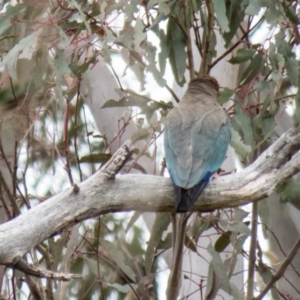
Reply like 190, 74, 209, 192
164, 79, 231, 212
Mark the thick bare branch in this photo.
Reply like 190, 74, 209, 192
0, 129, 300, 270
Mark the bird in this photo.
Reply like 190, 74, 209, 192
164, 76, 231, 212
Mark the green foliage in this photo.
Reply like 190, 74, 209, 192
228, 49, 256, 64
278, 174, 300, 210
218, 87, 235, 104
214, 231, 232, 252
166, 3, 188, 86
145, 213, 170, 274
212, 0, 229, 32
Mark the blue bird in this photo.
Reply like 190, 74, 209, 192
164, 76, 231, 212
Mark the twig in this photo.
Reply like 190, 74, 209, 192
11, 257, 81, 281
74, 78, 83, 182
83, 236, 141, 300
24, 274, 45, 300
169, 14, 189, 39
254, 237, 300, 300
0, 170, 20, 216
102, 141, 134, 179
200, 0, 214, 75
82, 105, 95, 172
13, 141, 18, 200
165, 84, 180, 103
9, 76, 19, 107
96, 216, 105, 299
247, 201, 258, 300
193, 13, 203, 58
35, 244, 54, 300
184, 0, 195, 79
63, 99, 74, 186
264, 225, 300, 279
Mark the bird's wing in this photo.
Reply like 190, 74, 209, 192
188, 108, 231, 187
164, 107, 193, 187
164, 105, 230, 189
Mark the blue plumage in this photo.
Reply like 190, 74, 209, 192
164, 76, 231, 212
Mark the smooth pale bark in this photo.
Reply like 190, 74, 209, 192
0, 129, 299, 267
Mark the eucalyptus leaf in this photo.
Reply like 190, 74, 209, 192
59, 224, 80, 271
228, 49, 255, 64
286, 57, 299, 86
69, 0, 92, 34
276, 36, 295, 59
158, 0, 170, 15
258, 199, 270, 237
184, 234, 197, 253
79, 153, 111, 163
214, 231, 232, 253
133, 18, 146, 53
229, 221, 251, 235
245, 0, 265, 15
218, 88, 234, 104
101, 239, 136, 282
212, 0, 229, 32
265, 5, 278, 26
223, 5, 243, 47
230, 128, 252, 160
207, 244, 231, 291
0, 18, 11, 37
54, 49, 71, 74
166, 15, 187, 85
131, 128, 151, 144
205, 261, 216, 300
270, 53, 284, 82
125, 212, 142, 234
189, 213, 214, 244
145, 213, 170, 274
102, 94, 149, 108
145, 42, 166, 87
233, 207, 249, 222
84, 257, 102, 276
157, 232, 172, 249
286, 6, 299, 25
225, 283, 244, 300
158, 28, 169, 76
1, 28, 43, 80
279, 174, 300, 210
239, 53, 263, 85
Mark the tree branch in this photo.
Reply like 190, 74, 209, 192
0, 129, 300, 274
10, 257, 81, 281
200, 0, 214, 75
184, 0, 195, 79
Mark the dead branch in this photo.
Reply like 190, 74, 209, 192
0, 129, 299, 276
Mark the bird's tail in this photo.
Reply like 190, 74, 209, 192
174, 180, 207, 213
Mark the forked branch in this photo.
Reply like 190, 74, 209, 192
0, 129, 300, 278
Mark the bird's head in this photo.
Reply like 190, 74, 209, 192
188, 76, 219, 93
